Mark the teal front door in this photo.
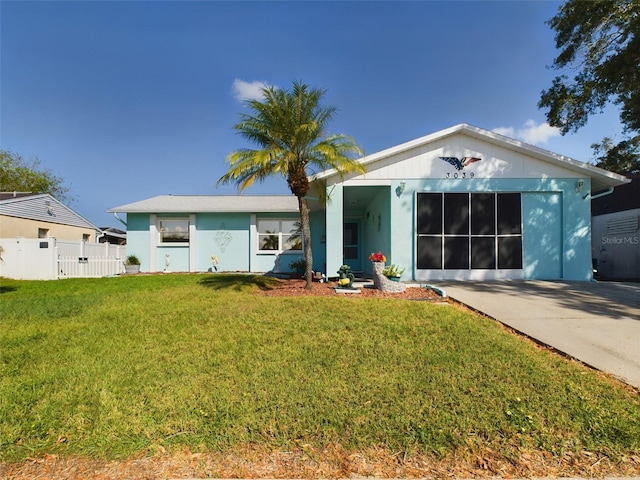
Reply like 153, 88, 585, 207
343, 221, 362, 272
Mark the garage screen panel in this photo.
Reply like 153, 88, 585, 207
417, 236, 442, 269
444, 193, 469, 235
417, 193, 442, 234
471, 237, 496, 269
444, 236, 469, 269
471, 193, 495, 235
416, 192, 522, 272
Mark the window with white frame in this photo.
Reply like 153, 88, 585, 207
158, 218, 190, 244
257, 219, 302, 252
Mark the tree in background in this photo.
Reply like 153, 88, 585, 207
591, 137, 640, 175
0, 150, 71, 203
218, 81, 365, 288
539, 0, 639, 176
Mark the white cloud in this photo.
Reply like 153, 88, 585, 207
492, 120, 560, 146
519, 119, 561, 144
232, 79, 269, 102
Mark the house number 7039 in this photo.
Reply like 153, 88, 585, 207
445, 172, 474, 178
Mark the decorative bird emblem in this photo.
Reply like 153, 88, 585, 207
439, 156, 482, 170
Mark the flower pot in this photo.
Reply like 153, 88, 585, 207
387, 276, 401, 282
125, 264, 140, 274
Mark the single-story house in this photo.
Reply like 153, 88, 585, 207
108, 123, 630, 281
0, 193, 100, 241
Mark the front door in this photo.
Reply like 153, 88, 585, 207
343, 221, 362, 272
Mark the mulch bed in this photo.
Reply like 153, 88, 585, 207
260, 278, 444, 300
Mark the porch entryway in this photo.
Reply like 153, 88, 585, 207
342, 185, 391, 275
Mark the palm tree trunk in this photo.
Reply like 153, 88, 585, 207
297, 195, 314, 289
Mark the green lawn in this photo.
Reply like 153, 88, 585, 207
1, 274, 639, 464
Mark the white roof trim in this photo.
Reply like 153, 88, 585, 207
314, 123, 630, 191
108, 195, 301, 213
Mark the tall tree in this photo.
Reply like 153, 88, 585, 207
539, 0, 640, 175
218, 81, 365, 288
591, 136, 640, 175
0, 150, 71, 203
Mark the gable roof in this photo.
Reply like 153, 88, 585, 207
316, 123, 630, 193
0, 193, 100, 231
108, 195, 302, 214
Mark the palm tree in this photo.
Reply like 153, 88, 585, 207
218, 81, 365, 288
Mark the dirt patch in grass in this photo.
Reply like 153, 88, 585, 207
3, 444, 640, 479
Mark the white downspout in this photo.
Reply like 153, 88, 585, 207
587, 187, 614, 200
113, 212, 127, 227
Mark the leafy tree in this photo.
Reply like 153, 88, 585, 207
591, 136, 640, 175
0, 150, 71, 203
218, 81, 365, 288
539, 0, 640, 175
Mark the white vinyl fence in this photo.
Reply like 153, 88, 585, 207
0, 237, 126, 280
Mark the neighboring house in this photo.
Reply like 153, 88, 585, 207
0, 193, 100, 241
591, 174, 640, 280
108, 124, 629, 281
98, 227, 127, 245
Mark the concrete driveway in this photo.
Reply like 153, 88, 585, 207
436, 280, 640, 389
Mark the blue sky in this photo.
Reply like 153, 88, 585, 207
1, 1, 623, 228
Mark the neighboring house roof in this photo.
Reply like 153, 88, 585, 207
0, 193, 100, 231
0, 192, 37, 200
108, 195, 303, 213
315, 123, 630, 193
99, 227, 127, 240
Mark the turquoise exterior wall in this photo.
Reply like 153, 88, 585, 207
125, 213, 151, 272
126, 177, 592, 281
125, 211, 313, 274
325, 185, 343, 278
522, 192, 562, 279
402, 178, 592, 281
157, 245, 190, 272
309, 209, 326, 273
354, 177, 593, 281
196, 213, 251, 272
360, 187, 391, 276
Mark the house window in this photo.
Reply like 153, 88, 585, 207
158, 218, 190, 244
416, 192, 522, 270
257, 219, 302, 253
38, 228, 49, 239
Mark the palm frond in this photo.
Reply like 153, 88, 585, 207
219, 80, 364, 193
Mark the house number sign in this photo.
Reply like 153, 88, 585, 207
445, 172, 475, 179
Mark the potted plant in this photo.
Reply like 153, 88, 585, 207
336, 264, 355, 289
124, 254, 141, 274
382, 263, 405, 281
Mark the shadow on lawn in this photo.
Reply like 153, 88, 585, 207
199, 274, 281, 292
0, 285, 18, 294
